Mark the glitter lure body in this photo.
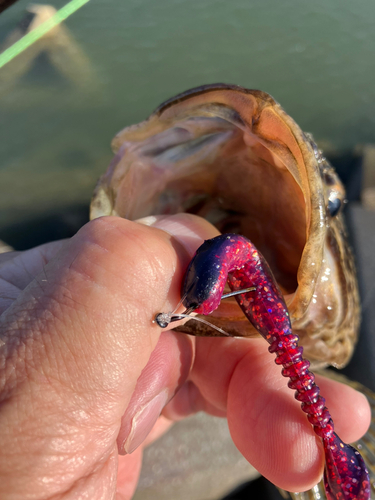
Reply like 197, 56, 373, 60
158, 234, 370, 500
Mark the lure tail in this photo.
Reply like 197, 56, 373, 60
323, 433, 370, 500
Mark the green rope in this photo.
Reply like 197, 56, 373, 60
0, 0, 90, 69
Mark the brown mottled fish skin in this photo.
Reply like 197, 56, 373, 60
91, 83, 360, 369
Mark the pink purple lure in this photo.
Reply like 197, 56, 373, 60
156, 234, 370, 500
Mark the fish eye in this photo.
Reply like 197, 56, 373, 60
328, 196, 342, 217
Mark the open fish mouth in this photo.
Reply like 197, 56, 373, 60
91, 83, 360, 369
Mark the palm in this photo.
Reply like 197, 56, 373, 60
0, 241, 65, 313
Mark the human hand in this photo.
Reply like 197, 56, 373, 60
0, 214, 370, 499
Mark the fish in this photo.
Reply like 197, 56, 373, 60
90, 83, 360, 370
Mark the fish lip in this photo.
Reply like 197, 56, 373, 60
154, 83, 276, 116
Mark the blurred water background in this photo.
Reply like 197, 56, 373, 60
0, 0, 375, 248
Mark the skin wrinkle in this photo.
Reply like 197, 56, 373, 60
11, 278, 126, 398
126, 252, 177, 314
103, 220, 181, 305
0, 276, 22, 292
0, 294, 19, 307
2, 354, 99, 418
3, 375, 77, 443
250, 383, 294, 439
1, 280, 69, 354
227, 349, 324, 488
18, 258, 36, 284
65, 250, 110, 292
63, 223, 175, 346
0, 251, 49, 291
57, 445, 120, 500
232, 344, 304, 433
216, 351, 245, 412
0, 253, 20, 266
167, 380, 199, 417
0, 325, 30, 397
0, 261, 33, 290
117, 331, 194, 450
190, 337, 253, 412
186, 380, 224, 416
2, 296, 122, 434
91, 220, 155, 281
0, 241, 66, 279
46, 280, 95, 338
229, 347, 274, 420
1, 397, 119, 498
29, 446, 117, 500
49, 318, 111, 398
1, 298, 77, 395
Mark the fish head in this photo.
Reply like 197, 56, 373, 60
91, 84, 360, 368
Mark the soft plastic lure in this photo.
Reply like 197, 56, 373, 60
155, 234, 370, 500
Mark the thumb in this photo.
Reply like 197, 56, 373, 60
0, 214, 217, 498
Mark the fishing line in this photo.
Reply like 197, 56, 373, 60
0, 0, 90, 69
167, 314, 234, 337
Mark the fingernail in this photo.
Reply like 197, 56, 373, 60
123, 389, 169, 454
136, 215, 161, 226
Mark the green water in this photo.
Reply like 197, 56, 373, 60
0, 0, 375, 234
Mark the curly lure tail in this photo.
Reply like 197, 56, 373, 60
179, 234, 370, 500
